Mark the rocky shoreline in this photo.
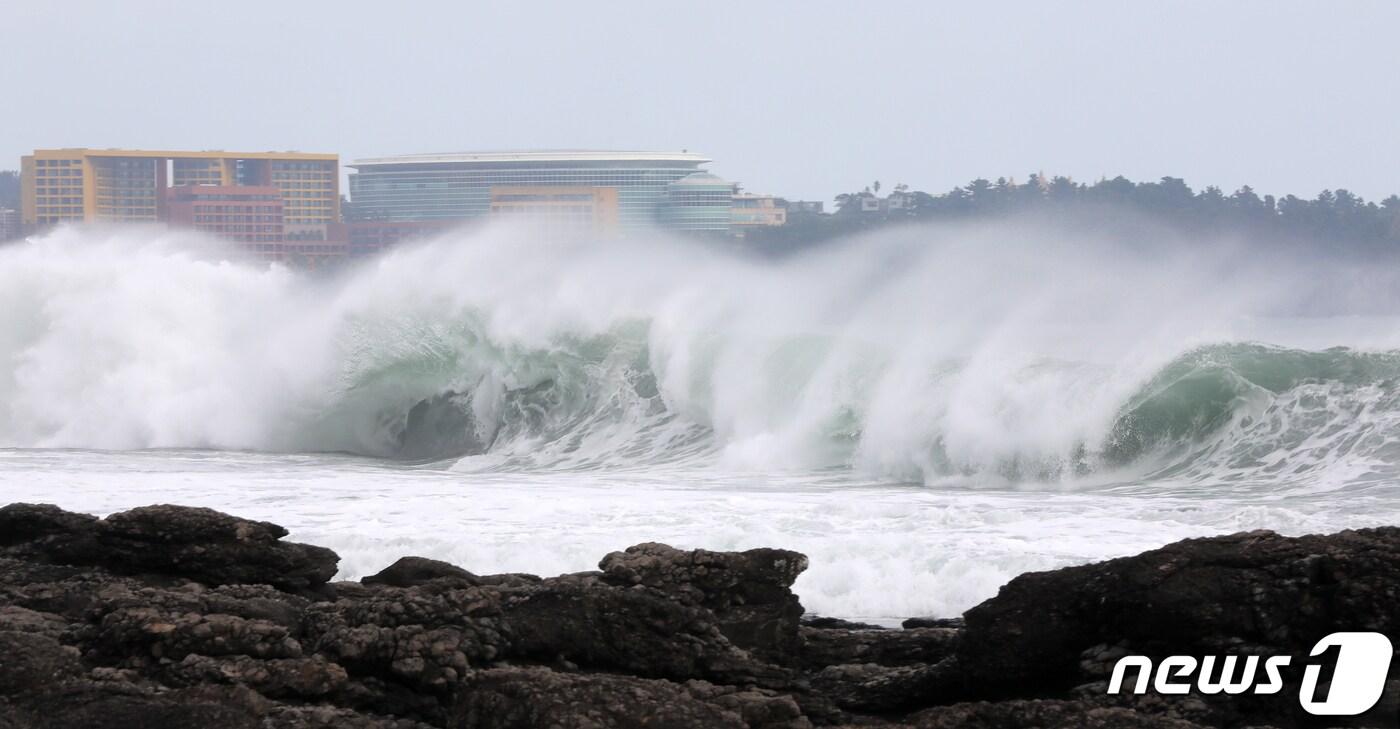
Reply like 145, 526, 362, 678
1, 503, 1397, 728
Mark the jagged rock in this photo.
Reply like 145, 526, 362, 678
800, 626, 958, 669
17, 681, 263, 729
97, 607, 303, 661
165, 654, 348, 698
0, 632, 81, 695
451, 666, 775, 729
957, 527, 1400, 697
265, 704, 434, 728
1, 503, 1395, 728
302, 584, 504, 693
901, 617, 964, 630
0, 605, 70, 639
362, 557, 480, 588
801, 616, 887, 630
898, 699, 1210, 728
0, 504, 338, 592
810, 660, 961, 713
496, 573, 790, 686
599, 542, 808, 663
0, 504, 97, 546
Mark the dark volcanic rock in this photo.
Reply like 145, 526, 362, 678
801, 616, 886, 630
18, 682, 264, 729
362, 557, 480, 588
0, 504, 97, 546
2, 502, 1397, 729
599, 542, 808, 664
0, 632, 81, 694
810, 659, 963, 713
496, 572, 789, 686
899, 699, 1210, 728
957, 527, 1400, 697
900, 617, 964, 630
453, 666, 813, 729
800, 625, 958, 669
0, 503, 338, 592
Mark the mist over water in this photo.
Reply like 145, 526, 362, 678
3, 219, 1400, 617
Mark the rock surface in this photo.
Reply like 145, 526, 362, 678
1, 502, 1397, 728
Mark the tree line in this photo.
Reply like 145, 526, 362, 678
750, 174, 1400, 256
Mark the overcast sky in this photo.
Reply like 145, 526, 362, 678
4, 2, 1397, 203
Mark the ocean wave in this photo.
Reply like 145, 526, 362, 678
3, 222, 1399, 492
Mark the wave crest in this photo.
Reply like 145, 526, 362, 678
3, 223, 1399, 492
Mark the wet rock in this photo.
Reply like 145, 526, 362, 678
2, 503, 1394, 729
810, 660, 961, 713
166, 654, 348, 698
800, 626, 958, 669
801, 616, 886, 630
899, 699, 1210, 728
900, 617, 964, 630
96, 607, 303, 661
265, 703, 434, 729
0, 632, 81, 695
2, 504, 338, 592
451, 667, 755, 729
496, 572, 789, 686
957, 527, 1400, 697
362, 557, 480, 588
23, 681, 263, 729
599, 542, 808, 663
0, 504, 97, 546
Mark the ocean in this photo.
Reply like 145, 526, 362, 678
3, 221, 1399, 622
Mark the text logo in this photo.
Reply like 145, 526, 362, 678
1108, 632, 1393, 716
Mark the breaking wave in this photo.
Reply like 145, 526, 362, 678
3, 221, 1400, 492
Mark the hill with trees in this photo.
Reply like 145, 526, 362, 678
750, 175, 1400, 258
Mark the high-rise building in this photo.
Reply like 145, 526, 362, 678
20, 149, 339, 233
163, 185, 284, 259
347, 150, 712, 230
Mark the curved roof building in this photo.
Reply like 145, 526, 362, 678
347, 150, 718, 230
660, 172, 735, 232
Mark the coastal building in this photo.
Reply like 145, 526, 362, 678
285, 224, 349, 265
347, 150, 713, 231
20, 148, 339, 234
489, 186, 619, 233
0, 208, 18, 242
658, 173, 734, 232
785, 200, 824, 214
731, 193, 787, 228
346, 221, 454, 258
163, 185, 284, 258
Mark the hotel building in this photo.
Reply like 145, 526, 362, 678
20, 148, 339, 234
163, 185, 284, 259
347, 150, 730, 232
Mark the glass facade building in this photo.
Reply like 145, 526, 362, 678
660, 173, 735, 232
347, 151, 718, 230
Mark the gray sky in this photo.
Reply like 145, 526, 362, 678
5, 1, 1397, 204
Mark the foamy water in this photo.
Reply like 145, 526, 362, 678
2, 222, 1399, 618
4, 450, 1397, 620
